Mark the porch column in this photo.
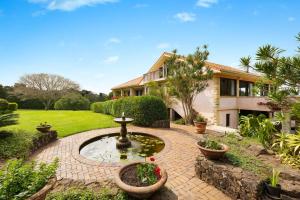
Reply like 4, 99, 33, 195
120, 90, 124, 97
130, 88, 135, 96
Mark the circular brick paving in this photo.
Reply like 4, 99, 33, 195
32, 126, 231, 200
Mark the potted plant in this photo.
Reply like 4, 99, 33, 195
115, 157, 168, 199
193, 114, 207, 134
36, 122, 52, 133
197, 139, 229, 160
264, 169, 281, 199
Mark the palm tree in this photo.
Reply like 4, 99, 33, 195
240, 56, 252, 73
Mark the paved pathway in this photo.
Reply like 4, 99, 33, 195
32, 125, 230, 200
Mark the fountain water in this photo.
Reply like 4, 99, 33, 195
79, 112, 165, 163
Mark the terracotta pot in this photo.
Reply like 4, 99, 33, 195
193, 121, 207, 134
36, 125, 51, 133
197, 142, 229, 160
115, 162, 168, 199
28, 176, 56, 200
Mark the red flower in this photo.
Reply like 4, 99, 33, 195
150, 157, 155, 162
154, 166, 161, 179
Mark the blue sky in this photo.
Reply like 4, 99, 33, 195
0, 0, 299, 93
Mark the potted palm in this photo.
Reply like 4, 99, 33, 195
264, 169, 281, 199
36, 122, 52, 133
197, 139, 229, 160
115, 157, 168, 199
193, 114, 207, 134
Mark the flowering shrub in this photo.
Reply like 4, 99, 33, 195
136, 157, 161, 185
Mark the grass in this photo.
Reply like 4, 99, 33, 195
2, 110, 119, 138
209, 133, 271, 176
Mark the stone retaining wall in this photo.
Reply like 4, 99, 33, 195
31, 131, 57, 153
195, 156, 262, 200
195, 156, 300, 200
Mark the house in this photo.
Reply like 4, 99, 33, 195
111, 52, 272, 129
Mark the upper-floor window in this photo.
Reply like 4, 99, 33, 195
159, 67, 163, 78
260, 84, 269, 96
239, 81, 254, 96
220, 78, 236, 96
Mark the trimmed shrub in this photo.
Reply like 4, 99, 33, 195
54, 93, 90, 110
91, 96, 168, 127
8, 102, 18, 111
0, 98, 9, 111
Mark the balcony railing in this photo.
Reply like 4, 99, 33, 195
142, 66, 167, 83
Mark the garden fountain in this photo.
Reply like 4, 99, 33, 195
79, 113, 165, 163
114, 112, 133, 149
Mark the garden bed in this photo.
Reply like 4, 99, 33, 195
195, 134, 300, 200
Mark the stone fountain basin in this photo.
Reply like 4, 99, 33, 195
79, 132, 165, 163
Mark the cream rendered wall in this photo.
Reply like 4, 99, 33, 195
170, 79, 215, 124
218, 110, 238, 128
193, 79, 215, 124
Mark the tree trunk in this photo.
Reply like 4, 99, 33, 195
281, 109, 291, 133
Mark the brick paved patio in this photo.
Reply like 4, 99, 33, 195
32, 125, 231, 200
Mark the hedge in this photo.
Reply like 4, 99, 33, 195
8, 103, 18, 111
54, 93, 90, 110
0, 98, 8, 111
91, 96, 168, 127
0, 99, 18, 112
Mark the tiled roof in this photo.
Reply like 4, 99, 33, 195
111, 76, 143, 90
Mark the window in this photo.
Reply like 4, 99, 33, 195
260, 84, 269, 96
239, 81, 254, 96
135, 89, 143, 96
226, 114, 230, 127
220, 78, 237, 96
159, 67, 163, 78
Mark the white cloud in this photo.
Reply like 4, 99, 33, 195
103, 56, 119, 64
157, 43, 170, 49
288, 17, 295, 22
106, 37, 121, 45
174, 12, 196, 22
28, 0, 118, 11
196, 0, 218, 8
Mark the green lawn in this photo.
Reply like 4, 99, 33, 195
3, 110, 118, 138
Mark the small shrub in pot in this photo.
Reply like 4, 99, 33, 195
36, 122, 52, 133
264, 169, 281, 199
197, 139, 229, 160
194, 114, 207, 134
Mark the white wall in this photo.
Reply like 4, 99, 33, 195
170, 80, 215, 124
218, 110, 238, 129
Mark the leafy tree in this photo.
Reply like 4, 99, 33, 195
146, 81, 173, 107
165, 46, 213, 124
14, 73, 79, 110
240, 33, 300, 132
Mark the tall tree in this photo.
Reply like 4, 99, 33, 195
14, 73, 79, 110
165, 46, 213, 124
146, 81, 173, 107
240, 33, 300, 132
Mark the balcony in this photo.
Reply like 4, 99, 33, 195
219, 96, 270, 111
142, 66, 167, 84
